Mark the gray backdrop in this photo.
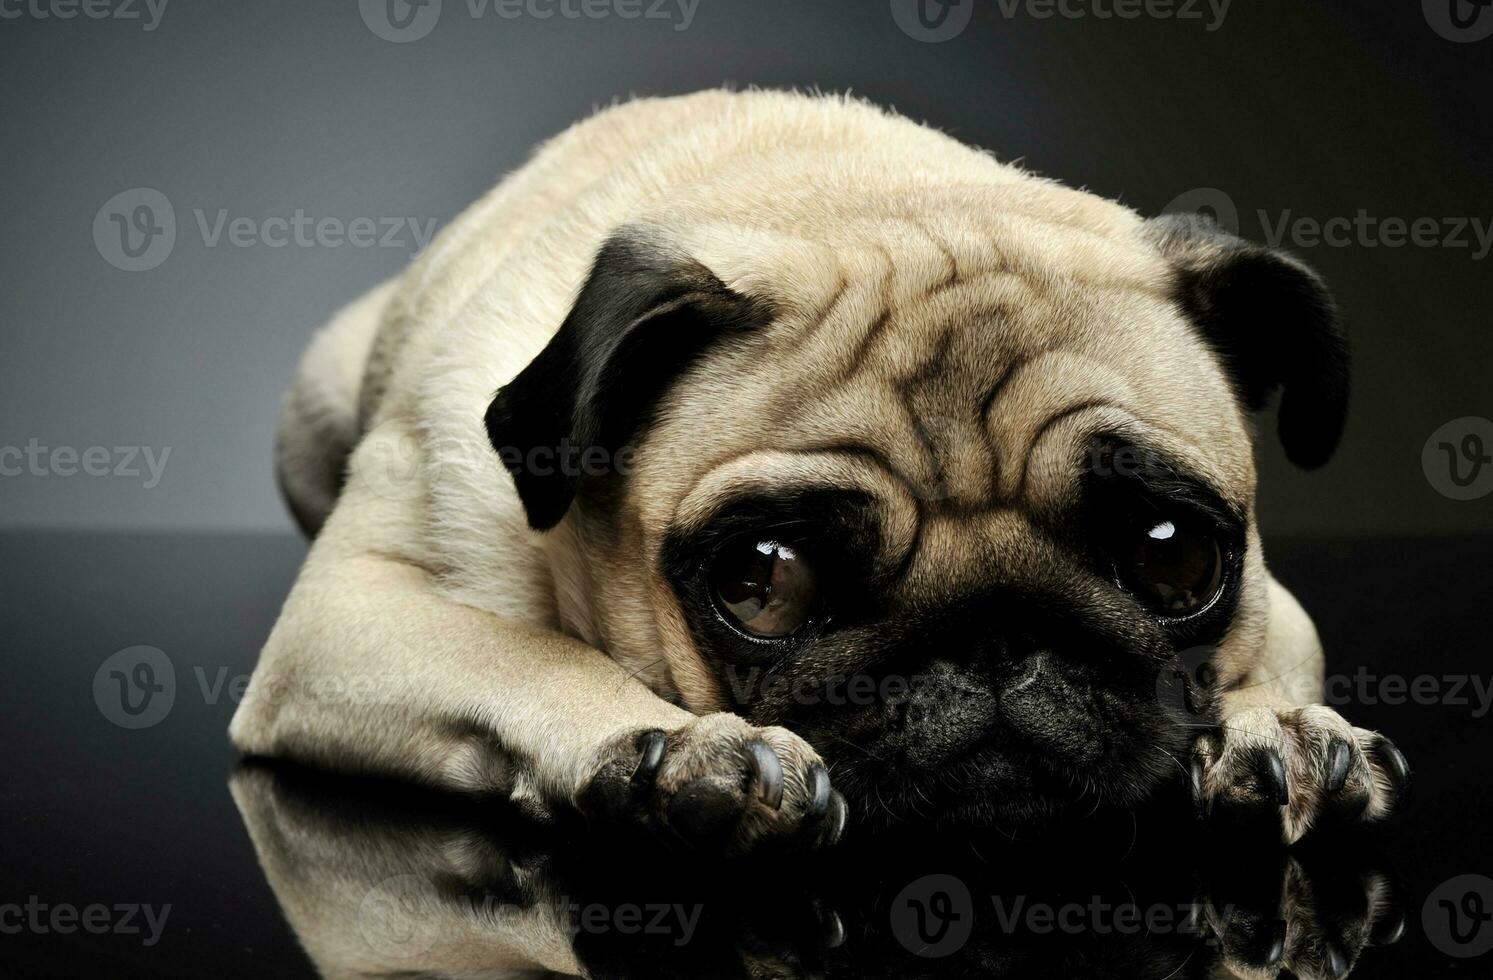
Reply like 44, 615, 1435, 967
2, 0, 1489, 536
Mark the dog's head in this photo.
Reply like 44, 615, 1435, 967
484, 185, 1347, 825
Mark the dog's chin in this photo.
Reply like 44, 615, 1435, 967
820, 735, 1189, 830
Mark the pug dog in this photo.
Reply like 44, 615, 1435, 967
230, 89, 1409, 854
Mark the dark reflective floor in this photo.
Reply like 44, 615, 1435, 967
3, 532, 1491, 977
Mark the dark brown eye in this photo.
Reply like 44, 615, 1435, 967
710, 538, 819, 638
1120, 518, 1223, 616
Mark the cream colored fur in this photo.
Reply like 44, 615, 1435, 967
233, 90, 1392, 849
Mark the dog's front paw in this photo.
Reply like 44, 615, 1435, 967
1192, 704, 1410, 844
580, 713, 848, 856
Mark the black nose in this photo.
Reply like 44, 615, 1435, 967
997, 650, 1111, 762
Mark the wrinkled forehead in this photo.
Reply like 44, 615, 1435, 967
634, 220, 1255, 548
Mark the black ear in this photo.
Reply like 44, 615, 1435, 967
485, 228, 774, 530
1147, 213, 1350, 469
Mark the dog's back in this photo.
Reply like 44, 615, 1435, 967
275, 89, 1043, 535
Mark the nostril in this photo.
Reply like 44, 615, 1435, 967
1003, 650, 1052, 694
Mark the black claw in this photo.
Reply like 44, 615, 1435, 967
804, 765, 832, 820
1372, 908, 1407, 946
745, 740, 785, 810
1258, 748, 1290, 807
1325, 737, 1352, 793
817, 905, 845, 949
1323, 941, 1349, 979
1372, 737, 1412, 802
631, 730, 667, 788
1225, 912, 1287, 969
823, 790, 848, 845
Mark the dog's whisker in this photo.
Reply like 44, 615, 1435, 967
1175, 721, 1292, 748
817, 730, 890, 765
615, 656, 668, 694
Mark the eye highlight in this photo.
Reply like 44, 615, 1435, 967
1117, 515, 1224, 617
710, 538, 820, 638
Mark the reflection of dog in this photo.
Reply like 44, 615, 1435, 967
232, 763, 1407, 978
231, 90, 1408, 853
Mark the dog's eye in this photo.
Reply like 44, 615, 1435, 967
710, 538, 819, 638
1118, 517, 1223, 616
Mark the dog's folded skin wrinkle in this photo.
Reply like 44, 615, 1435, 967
236, 89, 1405, 857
